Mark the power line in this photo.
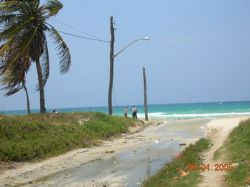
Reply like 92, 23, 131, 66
52, 18, 109, 43
59, 30, 110, 43
52, 18, 97, 38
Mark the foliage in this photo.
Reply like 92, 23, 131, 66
0, 112, 138, 162
0, 0, 71, 112
143, 138, 210, 187
223, 119, 250, 187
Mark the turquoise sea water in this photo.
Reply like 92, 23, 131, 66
2, 101, 250, 118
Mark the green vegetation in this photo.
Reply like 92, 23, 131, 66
0, 112, 139, 162
221, 119, 250, 187
143, 138, 210, 187
0, 0, 71, 113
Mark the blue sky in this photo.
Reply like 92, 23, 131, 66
1, 0, 250, 111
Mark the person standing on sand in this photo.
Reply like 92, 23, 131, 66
124, 107, 128, 117
132, 106, 138, 119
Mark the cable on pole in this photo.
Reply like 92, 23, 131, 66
58, 30, 110, 43
52, 18, 110, 43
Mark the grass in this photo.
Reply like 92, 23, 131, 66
221, 119, 250, 187
213, 146, 223, 161
143, 138, 210, 187
0, 112, 139, 162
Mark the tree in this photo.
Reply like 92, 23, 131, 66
0, 53, 31, 114
0, 0, 71, 113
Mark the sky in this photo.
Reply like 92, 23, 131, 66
1, 0, 250, 111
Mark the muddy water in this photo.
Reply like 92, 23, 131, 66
32, 119, 209, 187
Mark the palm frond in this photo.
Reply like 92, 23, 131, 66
38, 38, 49, 89
0, 1, 20, 9
0, 1, 22, 15
0, 25, 39, 77
49, 26, 71, 73
0, 16, 34, 40
1, 73, 23, 96
0, 42, 11, 57
0, 57, 28, 96
0, 14, 18, 24
43, 0, 62, 17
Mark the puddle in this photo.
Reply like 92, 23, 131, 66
29, 119, 208, 187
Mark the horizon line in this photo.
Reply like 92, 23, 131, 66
2, 99, 250, 112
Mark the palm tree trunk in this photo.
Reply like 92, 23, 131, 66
23, 82, 30, 114
35, 59, 46, 113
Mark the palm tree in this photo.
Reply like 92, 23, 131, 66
23, 81, 31, 114
0, 47, 31, 114
0, 0, 71, 113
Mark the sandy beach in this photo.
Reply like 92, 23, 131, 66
0, 116, 248, 187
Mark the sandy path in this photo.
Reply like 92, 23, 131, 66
0, 121, 161, 187
198, 117, 247, 187
0, 118, 206, 187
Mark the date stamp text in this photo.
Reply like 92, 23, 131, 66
186, 163, 234, 172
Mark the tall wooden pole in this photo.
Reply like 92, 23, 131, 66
143, 67, 148, 121
108, 16, 115, 115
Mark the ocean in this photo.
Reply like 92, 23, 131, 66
2, 101, 250, 118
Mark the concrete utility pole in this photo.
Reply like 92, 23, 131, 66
143, 67, 148, 121
108, 16, 115, 115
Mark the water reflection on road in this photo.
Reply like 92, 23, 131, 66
32, 119, 208, 187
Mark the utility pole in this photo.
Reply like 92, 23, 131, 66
143, 67, 148, 121
108, 16, 115, 115
108, 17, 148, 115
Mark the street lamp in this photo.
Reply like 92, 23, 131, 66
114, 37, 150, 58
108, 16, 149, 115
